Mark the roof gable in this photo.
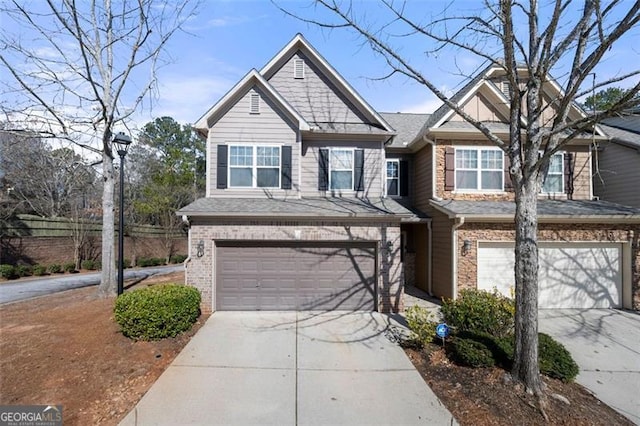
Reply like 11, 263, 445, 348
194, 69, 310, 132
261, 34, 393, 133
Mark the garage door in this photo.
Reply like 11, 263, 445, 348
477, 242, 622, 308
216, 242, 376, 311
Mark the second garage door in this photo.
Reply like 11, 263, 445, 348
477, 242, 622, 308
216, 242, 376, 311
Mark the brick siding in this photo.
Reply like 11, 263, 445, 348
185, 219, 403, 313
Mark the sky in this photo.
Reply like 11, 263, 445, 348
2, 0, 639, 137
143, 0, 639, 127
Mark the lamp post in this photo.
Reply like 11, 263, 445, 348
113, 132, 132, 296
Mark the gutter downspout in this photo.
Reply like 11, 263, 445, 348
452, 217, 465, 300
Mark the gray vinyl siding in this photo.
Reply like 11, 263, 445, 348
594, 142, 640, 208
267, 52, 370, 125
413, 145, 433, 210
428, 208, 454, 299
207, 86, 299, 197
300, 140, 383, 198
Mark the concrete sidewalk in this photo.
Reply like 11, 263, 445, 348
120, 312, 457, 425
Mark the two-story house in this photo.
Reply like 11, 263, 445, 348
179, 34, 421, 313
384, 65, 640, 310
180, 34, 640, 313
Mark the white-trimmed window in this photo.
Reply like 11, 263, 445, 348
330, 149, 353, 190
249, 92, 260, 114
455, 148, 503, 191
386, 160, 399, 196
229, 145, 280, 188
541, 152, 564, 193
293, 58, 305, 79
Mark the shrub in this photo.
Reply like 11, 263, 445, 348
170, 254, 188, 264
16, 265, 33, 277
63, 262, 77, 273
137, 257, 151, 267
0, 264, 17, 279
447, 336, 496, 368
441, 289, 515, 337
405, 305, 437, 346
48, 264, 63, 274
538, 333, 579, 382
81, 259, 97, 270
32, 265, 47, 276
114, 284, 201, 340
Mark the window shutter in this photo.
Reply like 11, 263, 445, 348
217, 145, 228, 189
504, 155, 513, 192
318, 148, 329, 190
281, 146, 292, 190
353, 149, 365, 191
564, 152, 574, 198
399, 160, 409, 196
444, 147, 455, 191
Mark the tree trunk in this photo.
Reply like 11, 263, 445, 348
511, 177, 543, 394
97, 151, 116, 297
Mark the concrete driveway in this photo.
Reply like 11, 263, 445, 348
539, 309, 640, 424
120, 312, 456, 425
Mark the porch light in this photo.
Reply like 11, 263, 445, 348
462, 239, 472, 255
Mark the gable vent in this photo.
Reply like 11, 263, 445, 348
294, 58, 304, 79
501, 81, 511, 98
249, 92, 260, 114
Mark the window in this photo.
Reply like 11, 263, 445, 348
229, 145, 280, 188
249, 92, 260, 114
330, 149, 353, 190
386, 160, 399, 196
455, 148, 503, 191
293, 58, 304, 79
541, 152, 564, 193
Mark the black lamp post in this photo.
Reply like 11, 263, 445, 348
113, 132, 132, 296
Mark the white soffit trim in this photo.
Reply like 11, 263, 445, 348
260, 33, 394, 133
194, 69, 310, 132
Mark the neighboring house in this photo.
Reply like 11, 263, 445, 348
387, 65, 640, 310
179, 34, 422, 313
180, 34, 640, 313
594, 113, 640, 208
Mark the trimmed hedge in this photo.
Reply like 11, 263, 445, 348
114, 284, 201, 340
32, 265, 47, 276
441, 289, 515, 337
0, 264, 17, 280
445, 331, 579, 382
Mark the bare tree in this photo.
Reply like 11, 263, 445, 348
278, 0, 640, 399
0, 0, 198, 296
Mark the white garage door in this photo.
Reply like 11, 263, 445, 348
477, 242, 622, 309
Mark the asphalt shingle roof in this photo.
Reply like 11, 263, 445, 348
379, 112, 431, 148
431, 199, 640, 220
600, 115, 640, 149
178, 197, 422, 220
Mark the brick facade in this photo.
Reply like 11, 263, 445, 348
455, 222, 640, 309
185, 219, 403, 313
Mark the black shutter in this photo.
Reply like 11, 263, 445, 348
217, 145, 228, 189
444, 146, 455, 191
354, 149, 364, 191
318, 148, 329, 190
281, 146, 292, 189
399, 160, 409, 196
564, 152, 574, 198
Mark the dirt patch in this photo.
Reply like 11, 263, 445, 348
0, 271, 208, 426
406, 345, 633, 425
